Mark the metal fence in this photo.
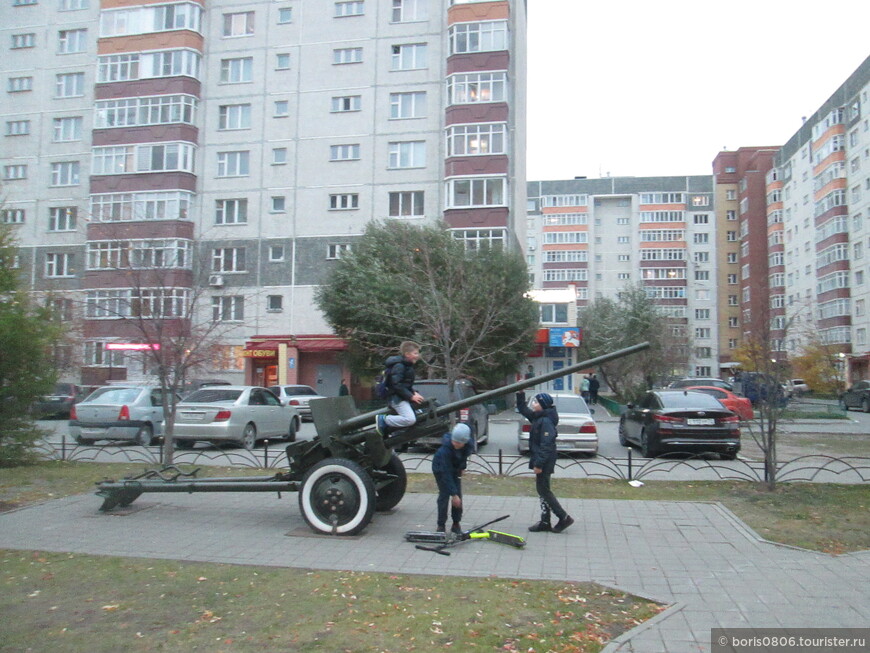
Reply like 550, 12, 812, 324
37, 439, 870, 484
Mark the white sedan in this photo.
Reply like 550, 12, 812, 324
171, 386, 300, 450
518, 393, 598, 455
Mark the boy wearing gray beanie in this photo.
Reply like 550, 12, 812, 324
431, 423, 473, 533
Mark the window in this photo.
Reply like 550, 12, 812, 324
694, 252, 709, 263
392, 0, 427, 22
388, 141, 426, 168
333, 47, 362, 64
726, 210, 736, 220
220, 57, 253, 83
446, 122, 506, 156
727, 273, 737, 284
691, 196, 709, 207
277, 7, 292, 23
693, 233, 709, 244
51, 161, 80, 186
446, 177, 505, 208
540, 304, 568, 323
694, 327, 711, 339
13, 0, 38, 4
694, 270, 709, 281
212, 247, 246, 273
11, 33, 35, 48
330, 193, 359, 210
217, 151, 250, 177
332, 95, 360, 112
330, 144, 360, 161
389, 91, 426, 119
99, 4, 202, 37
327, 243, 351, 259
218, 104, 251, 130
1, 208, 25, 224
55, 72, 84, 97
45, 253, 73, 277
215, 199, 247, 225
693, 214, 708, 224
90, 191, 193, 222
97, 54, 139, 82
727, 252, 738, 263
335, 1, 364, 16
272, 148, 287, 165
449, 21, 508, 54
60, 0, 89, 9
276, 53, 290, 69
136, 143, 195, 173
223, 12, 254, 36
728, 317, 739, 328
212, 296, 244, 321
267, 295, 283, 312
391, 43, 426, 70
389, 191, 424, 218
447, 71, 506, 104
5, 120, 30, 136
58, 28, 87, 53
269, 245, 284, 262
3, 163, 27, 181
274, 100, 289, 116
48, 206, 77, 231
8, 76, 33, 92
52, 116, 82, 141
271, 196, 285, 212
695, 308, 710, 320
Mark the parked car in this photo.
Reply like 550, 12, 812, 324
685, 385, 754, 421
181, 378, 232, 398
618, 390, 741, 459
267, 384, 326, 421
69, 385, 178, 446
411, 379, 489, 449
785, 378, 810, 396
839, 380, 870, 412
172, 386, 300, 450
668, 377, 733, 391
517, 393, 598, 456
34, 382, 83, 419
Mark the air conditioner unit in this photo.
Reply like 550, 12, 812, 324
208, 274, 224, 287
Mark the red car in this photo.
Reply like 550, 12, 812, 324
686, 386, 754, 421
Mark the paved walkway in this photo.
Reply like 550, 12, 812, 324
0, 490, 867, 652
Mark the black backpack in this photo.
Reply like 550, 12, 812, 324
375, 362, 398, 400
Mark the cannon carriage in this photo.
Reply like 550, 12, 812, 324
95, 342, 649, 535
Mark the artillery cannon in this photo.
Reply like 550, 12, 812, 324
96, 342, 649, 535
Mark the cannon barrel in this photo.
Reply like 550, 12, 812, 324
338, 341, 650, 434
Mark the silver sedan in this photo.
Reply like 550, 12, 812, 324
171, 386, 300, 450
518, 393, 599, 455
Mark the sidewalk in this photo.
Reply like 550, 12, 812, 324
0, 490, 866, 652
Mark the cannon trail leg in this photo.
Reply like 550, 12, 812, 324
298, 458, 376, 536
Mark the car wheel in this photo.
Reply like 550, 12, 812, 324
286, 417, 298, 442
239, 423, 257, 450
721, 452, 738, 461
839, 398, 848, 411
640, 429, 656, 458
134, 424, 153, 446
617, 419, 629, 447
478, 417, 489, 446
74, 435, 95, 446
174, 439, 196, 450
863, 398, 870, 414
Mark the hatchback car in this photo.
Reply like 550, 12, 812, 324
618, 390, 741, 459
668, 377, 733, 391
35, 382, 82, 419
684, 385, 754, 421
840, 380, 870, 412
69, 386, 177, 446
172, 386, 300, 450
517, 393, 598, 455
267, 384, 326, 421
411, 379, 489, 449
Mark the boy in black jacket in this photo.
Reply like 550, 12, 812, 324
376, 341, 424, 436
516, 391, 574, 533
431, 423, 473, 533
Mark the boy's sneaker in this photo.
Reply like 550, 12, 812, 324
552, 515, 575, 533
528, 521, 551, 532
375, 414, 388, 437
451, 522, 462, 534
436, 525, 446, 533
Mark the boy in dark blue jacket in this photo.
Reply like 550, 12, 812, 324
431, 423, 473, 533
376, 341, 424, 436
516, 391, 574, 533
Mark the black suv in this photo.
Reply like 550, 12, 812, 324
410, 379, 489, 450
840, 380, 870, 412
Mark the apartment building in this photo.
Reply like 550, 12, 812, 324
1, 0, 528, 392
526, 176, 719, 379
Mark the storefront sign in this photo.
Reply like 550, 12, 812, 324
241, 349, 277, 358
548, 327, 581, 348
106, 343, 160, 351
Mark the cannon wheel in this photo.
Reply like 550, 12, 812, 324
374, 453, 407, 512
299, 458, 376, 536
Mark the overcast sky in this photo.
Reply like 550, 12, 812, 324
526, 1, 870, 181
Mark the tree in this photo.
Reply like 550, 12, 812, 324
789, 334, 846, 395
0, 223, 64, 466
576, 284, 689, 402
315, 221, 538, 391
